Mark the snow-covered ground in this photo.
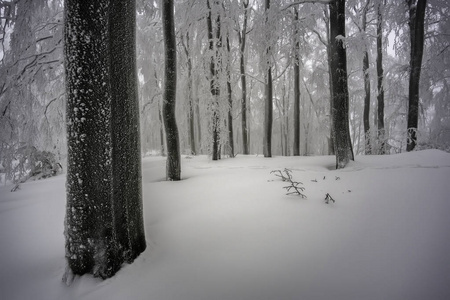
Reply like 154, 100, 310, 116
1, 150, 450, 300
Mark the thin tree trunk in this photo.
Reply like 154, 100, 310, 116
362, 1, 371, 154
376, 2, 385, 154
195, 92, 202, 153
158, 99, 165, 156
162, 0, 181, 180
240, 0, 249, 155
406, 0, 427, 152
324, 8, 335, 155
329, 0, 354, 169
293, 7, 300, 156
207, 0, 221, 160
182, 32, 196, 155
263, 0, 273, 158
226, 36, 234, 157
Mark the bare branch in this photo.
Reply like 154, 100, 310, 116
281, 0, 332, 11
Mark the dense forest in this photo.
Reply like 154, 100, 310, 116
0, 0, 449, 180
1, 0, 450, 291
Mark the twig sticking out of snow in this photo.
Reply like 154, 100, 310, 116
270, 168, 293, 182
325, 193, 335, 204
271, 169, 307, 198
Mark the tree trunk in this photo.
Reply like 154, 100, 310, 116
293, 7, 300, 156
64, 0, 145, 281
406, 0, 427, 152
226, 36, 234, 157
329, 0, 354, 169
162, 0, 181, 180
263, 0, 273, 158
207, 0, 221, 160
158, 99, 165, 156
362, 1, 371, 154
376, 2, 385, 154
324, 8, 335, 155
109, 0, 146, 262
182, 32, 196, 155
240, 0, 249, 155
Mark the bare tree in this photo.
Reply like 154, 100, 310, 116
406, 0, 427, 151
238, 0, 250, 154
207, 0, 221, 160
361, 0, 371, 154
293, 7, 301, 156
376, 1, 386, 154
64, 0, 145, 281
162, 0, 181, 179
329, 0, 354, 168
263, 0, 273, 158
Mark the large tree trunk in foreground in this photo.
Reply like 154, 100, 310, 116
64, 0, 145, 281
406, 0, 426, 152
109, 0, 146, 262
162, 0, 181, 180
329, 0, 354, 169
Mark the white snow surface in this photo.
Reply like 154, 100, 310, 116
1, 150, 450, 300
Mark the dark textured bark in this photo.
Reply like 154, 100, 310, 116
293, 7, 300, 156
362, 1, 371, 154
226, 36, 235, 157
239, 0, 249, 155
207, 0, 221, 160
64, 0, 145, 281
406, 0, 427, 152
65, 1, 117, 278
329, 0, 354, 169
376, 2, 385, 154
158, 100, 165, 156
110, 0, 146, 263
162, 0, 181, 180
263, 0, 273, 158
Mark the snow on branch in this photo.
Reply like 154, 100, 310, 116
271, 168, 307, 198
281, 0, 332, 11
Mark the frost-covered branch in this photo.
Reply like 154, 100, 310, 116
281, 0, 332, 11
271, 169, 307, 198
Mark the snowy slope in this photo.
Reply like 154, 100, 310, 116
1, 150, 449, 300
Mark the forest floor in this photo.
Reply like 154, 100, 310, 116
1, 150, 450, 300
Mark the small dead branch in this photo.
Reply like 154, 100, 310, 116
325, 193, 335, 204
271, 169, 306, 198
283, 182, 307, 198
270, 168, 293, 182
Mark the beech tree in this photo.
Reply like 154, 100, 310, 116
360, 0, 371, 154
64, 0, 145, 281
263, 0, 273, 158
162, 0, 181, 179
238, 0, 250, 155
406, 0, 427, 152
293, 7, 301, 156
376, 1, 385, 154
329, 0, 354, 168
